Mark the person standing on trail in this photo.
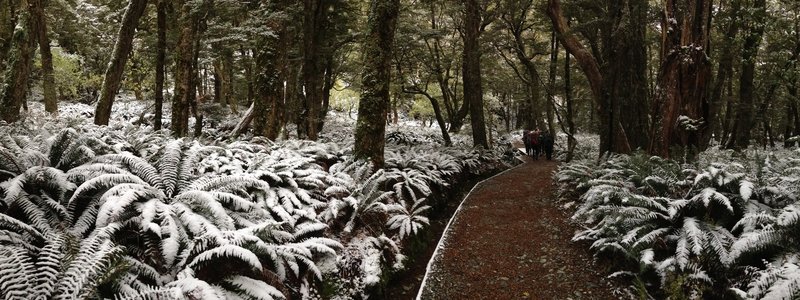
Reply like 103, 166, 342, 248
522, 129, 532, 156
541, 130, 555, 160
529, 128, 541, 159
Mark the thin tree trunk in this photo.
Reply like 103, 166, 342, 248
546, 30, 558, 135
240, 47, 254, 105
94, 0, 148, 125
32, 0, 55, 114
404, 87, 452, 146
353, 0, 400, 168
463, 0, 487, 148
565, 46, 577, 162
317, 58, 334, 132
0, 0, 37, 123
190, 33, 202, 137
731, 0, 766, 150
154, 0, 165, 130
224, 53, 236, 113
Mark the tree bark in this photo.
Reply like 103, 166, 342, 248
32, 0, 55, 114
253, 0, 290, 140
463, 0, 488, 148
547, 0, 631, 155
154, 0, 165, 130
94, 0, 148, 126
730, 0, 766, 150
318, 57, 334, 132
708, 0, 741, 145
547, 30, 558, 135
170, 0, 197, 137
353, 0, 400, 168
300, 0, 327, 140
565, 45, 577, 162
0, 0, 14, 72
232, 103, 255, 137
648, 0, 714, 158
789, 28, 800, 146
0, 0, 37, 123
603, 0, 649, 150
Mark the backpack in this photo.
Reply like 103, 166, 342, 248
522, 131, 530, 144
529, 131, 540, 145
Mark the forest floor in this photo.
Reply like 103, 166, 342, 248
415, 152, 625, 300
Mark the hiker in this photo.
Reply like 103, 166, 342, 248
522, 129, 532, 156
541, 130, 555, 160
529, 128, 541, 159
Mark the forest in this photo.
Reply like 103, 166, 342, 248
1, 0, 800, 299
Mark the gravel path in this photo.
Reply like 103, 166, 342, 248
417, 157, 621, 300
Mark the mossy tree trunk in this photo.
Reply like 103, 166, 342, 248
729, 0, 767, 150
564, 45, 577, 162
93, 0, 148, 125
171, 0, 198, 137
253, 0, 290, 140
353, 0, 400, 168
548, 0, 645, 155
648, 0, 713, 158
710, 0, 741, 146
0, 0, 14, 72
602, 0, 649, 151
300, 0, 327, 140
154, 0, 166, 130
463, 0, 488, 148
0, 0, 37, 123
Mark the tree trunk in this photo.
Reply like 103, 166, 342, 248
547, 0, 631, 155
0, 0, 15, 72
317, 58, 334, 132
565, 46, 577, 162
32, 0, 55, 114
708, 0, 741, 145
463, 0, 487, 148
232, 103, 255, 137
648, 0, 713, 158
253, 0, 289, 140
170, 0, 197, 137
404, 87, 452, 146
300, 0, 327, 140
603, 0, 649, 151
730, 0, 766, 150
546, 30, 558, 135
789, 29, 800, 146
154, 0, 165, 130
353, 0, 400, 168
94, 0, 148, 126
190, 33, 203, 137
240, 47, 254, 105
0, 0, 37, 123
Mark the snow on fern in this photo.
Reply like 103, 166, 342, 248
557, 147, 800, 299
0, 106, 505, 299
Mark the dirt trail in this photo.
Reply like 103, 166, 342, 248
417, 156, 621, 300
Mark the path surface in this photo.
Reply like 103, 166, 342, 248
417, 156, 620, 300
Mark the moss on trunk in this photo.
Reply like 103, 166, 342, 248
0, 0, 36, 123
353, 0, 400, 168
